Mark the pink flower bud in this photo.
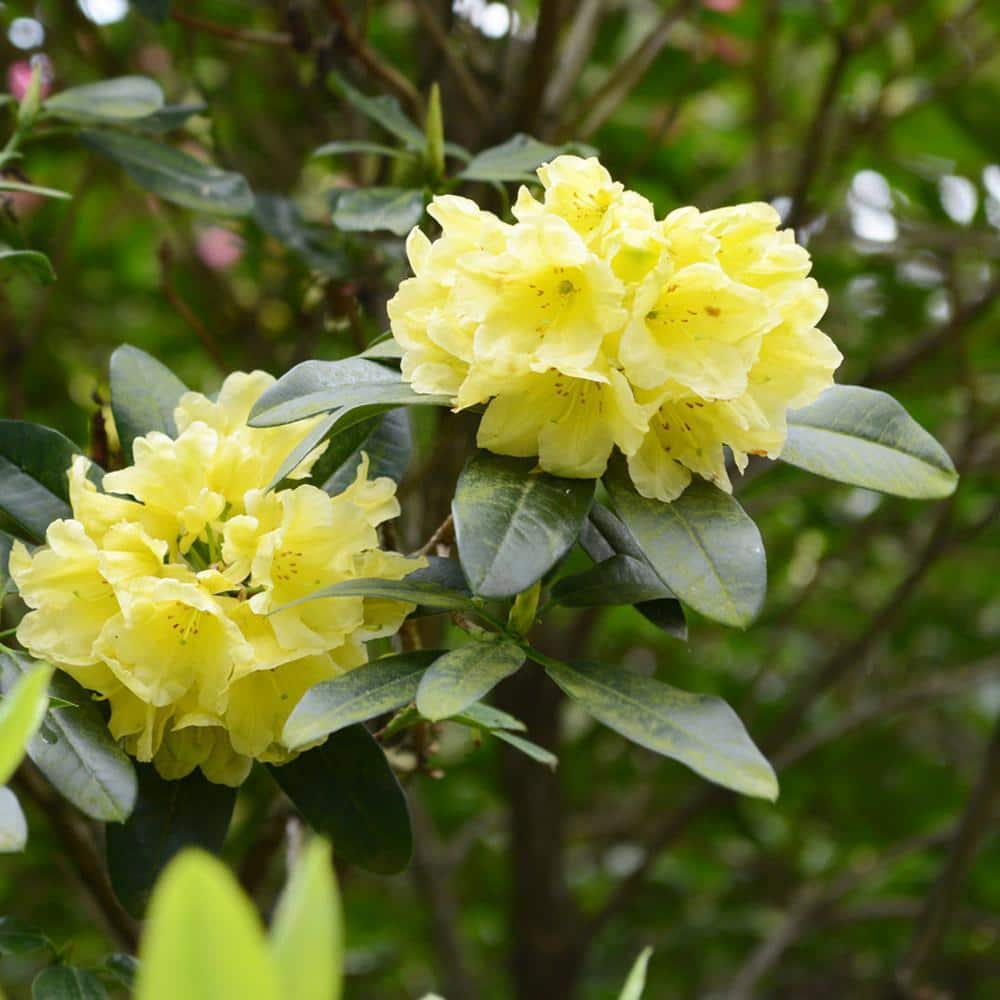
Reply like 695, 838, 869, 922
702, 0, 742, 11
7, 59, 52, 101
196, 226, 243, 271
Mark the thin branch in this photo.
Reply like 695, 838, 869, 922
894, 717, 1000, 995
414, 514, 455, 557
171, 9, 292, 47
157, 241, 227, 372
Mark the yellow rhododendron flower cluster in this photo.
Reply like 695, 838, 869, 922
389, 156, 843, 500
10, 373, 424, 786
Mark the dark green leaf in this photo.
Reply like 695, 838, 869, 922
604, 462, 765, 628
269, 725, 412, 874
782, 384, 958, 498
458, 133, 568, 182
321, 409, 413, 494
492, 730, 558, 769
452, 452, 595, 599
544, 660, 778, 800
0, 248, 56, 284
0, 916, 51, 955
45, 76, 164, 122
254, 194, 349, 274
407, 557, 470, 595
416, 642, 525, 721
332, 187, 425, 236
80, 131, 253, 216
552, 554, 677, 607
0, 420, 90, 541
313, 140, 415, 160
109, 345, 188, 460
131, 103, 207, 134
0, 652, 137, 822
106, 764, 236, 916
328, 74, 425, 150
248, 358, 449, 428
0, 529, 14, 600
282, 650, 441, 748
31, 965, 108, 1000
276, 576, 472, 618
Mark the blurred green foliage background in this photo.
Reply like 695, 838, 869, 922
0, 1, 997, 998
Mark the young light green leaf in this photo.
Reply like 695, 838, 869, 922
604, 462, 765, 627
0, 653, 137, 822
32, 965, 109, 1000
0, 660, 52, 784
110, 345, 188, 459
332, 187, 425, 236
269, 726, 412, 874
544, 659, 778, 801
458, 133, 568, 182
136, 850, 278, 1000
619, 947, 654, 1000
453, 451, 595, 598
492, 730, 558, 770
45, 76, 164, 122
0, 248, 57, 284
80, 131, 253, 216
782, 384, 958, 498
0, 787, 28, 852
283, 650, 440, 749
416, 642, 525, 722
270, 839, 343, 1000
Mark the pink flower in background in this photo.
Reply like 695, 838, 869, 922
7, 58, 52, 101
702, 0, 742, 11
196, 226, 244, 270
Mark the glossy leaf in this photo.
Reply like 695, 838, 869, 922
321, 409, 413, 494
544, 660, 778, 801
453, 701, 526, 733
782, 384, 959, 498
552, 554, 678, 608
110, 345, 188, 459
0, 916, 51, 955
416, 642, 525, 721
0, 420, 90, 542
107, 764, 236, 916
332, 187, 425, 236
0, 787, 28, 852
619, 947, 654, 1000
45, 76, 164, 122
283, 650, 440, 748
248, 358, 449, 427
31, 965, 109, 1000
0, 659, 52, 783
604, 463, 765, 627
0, 248, 56, 284
270, 839, 343, 1000
458, 133, 568, 182
270, 726, 412, 874
492, 730, 558, 770
136, 851, 278, 1000
80, 131, 254, 216
452, 452, 595, 598
276, 576, 471, 620
0, 652, 137, 821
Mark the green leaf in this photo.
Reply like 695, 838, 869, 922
544, 660, 778, 800
249, 358, 450, 428
358, 337, 404, 361
254, 195, 349, 275
0, 529, 16, 600
328, 74, 425, 150
321, 409, 413, 494
0, 787, 28, 852
282, 650, 441, 749
458, 133, 567, 182
132, 104, 208, 134
581, 505, 686, 639
79, 131, 253, 216
782, 384, 959, 498
136, 851, 278, 1000
102, 954, 139, 991
619, 947, 654, 1000
453, 702, 526, 733
270, 839, 343, 1000
604, 463, 765, 628
32, 965, 109, 1000
110, 345, 189, 460
552, 554, 678, 608
313, 140, 415, 161
0, 652, 137, 821
0, 916, 51, 955
416, 642, 525, 721
45, 76, 164, 122
452, 451, 595, 599
269, 726, 412, 874
0, 659, 52, 783
491, 730, 558, 769
0, 248, 56, 284
107, 765, 236, 917
0, 420, 91, 541
0, 180, 70, 200
332, 187, 425, 236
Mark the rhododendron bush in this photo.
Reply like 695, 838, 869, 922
0, 3, 992, 998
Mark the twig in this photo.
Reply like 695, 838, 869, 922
414, 514, 454, 557
157, 241, 227, 372
516, 0, 566, 133
171, 9, 292, 47
894, 717, 1000, 995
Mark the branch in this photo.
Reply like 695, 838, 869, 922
894, 717, 1000, 995
171, 9, 292, 47
414, 513, 454, 557
516, 0, 566, 133
541, 0, 607, 127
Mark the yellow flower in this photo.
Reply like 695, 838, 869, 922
388, 155, 841, 497
10, 372, 424, 786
